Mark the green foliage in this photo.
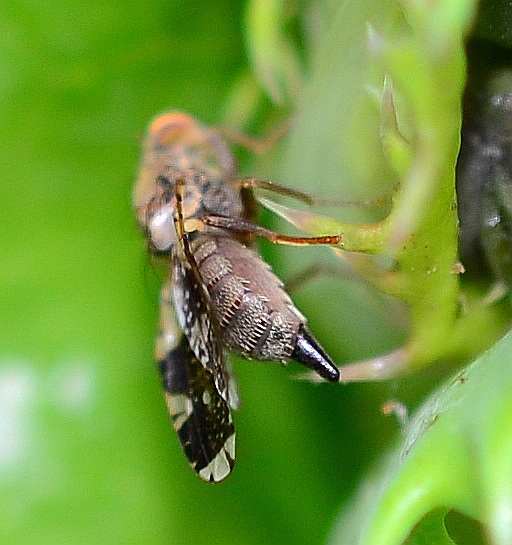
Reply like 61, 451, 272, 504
331, 331, 512, 545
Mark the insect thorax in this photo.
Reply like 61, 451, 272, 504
144, 159, 245, 252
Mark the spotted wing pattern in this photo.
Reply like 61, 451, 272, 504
159, 333, 235, 483
172, 255, 239, 409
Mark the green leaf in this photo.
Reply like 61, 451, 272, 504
403, 509, 455, 545
330, 331, 512, 545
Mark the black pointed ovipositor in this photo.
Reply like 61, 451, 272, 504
292, 325, 340, 382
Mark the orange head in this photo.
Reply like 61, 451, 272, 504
147, 112, 203, 150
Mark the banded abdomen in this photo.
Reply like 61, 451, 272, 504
191, 234, 340, 381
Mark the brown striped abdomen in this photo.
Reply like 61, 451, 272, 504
192, 235, 305, 362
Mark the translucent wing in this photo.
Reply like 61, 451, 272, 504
157, 282, 235, 483
171, 176, 240, 410
172, 255, 240, 410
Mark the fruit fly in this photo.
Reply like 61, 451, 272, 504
134, 112, 340, 483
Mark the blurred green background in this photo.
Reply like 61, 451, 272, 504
0, 1, 480, 544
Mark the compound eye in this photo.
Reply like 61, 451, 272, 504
148, 204, 176, 251
149, 112, 195, 147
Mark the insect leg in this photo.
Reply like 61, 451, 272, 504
212, 117, 292, 155
240, 177, 390, 209
204, 214, 341, 246
239, 177, 316, 205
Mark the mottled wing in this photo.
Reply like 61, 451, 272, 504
172, 255, 240, 409
159, 332, 236, 483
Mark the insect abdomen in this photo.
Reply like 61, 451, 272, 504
192, 235, 302, 362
